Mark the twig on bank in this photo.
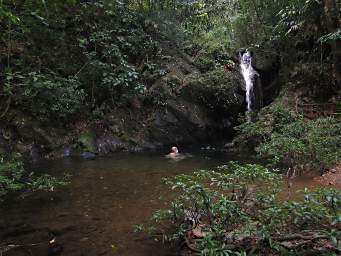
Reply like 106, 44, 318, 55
73, 61, 90, 78
0, 96, 11, 119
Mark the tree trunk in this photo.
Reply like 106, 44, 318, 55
323, 0, 341, 88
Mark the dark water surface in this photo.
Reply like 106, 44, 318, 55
0, 150, 325, 256
1, 150, 242, 256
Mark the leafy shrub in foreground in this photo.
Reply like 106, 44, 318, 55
144, 163, 341, 255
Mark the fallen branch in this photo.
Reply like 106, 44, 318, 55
273, 233, 328, 242
0, 237, 56, 255
273, 233, 341, 254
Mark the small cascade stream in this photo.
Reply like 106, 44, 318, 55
240, 50, 259, 120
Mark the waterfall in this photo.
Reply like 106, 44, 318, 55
240, 50, 259, 120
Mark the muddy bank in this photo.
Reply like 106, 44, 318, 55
315, 165, 341, 189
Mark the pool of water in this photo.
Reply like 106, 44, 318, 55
1, 148, 329, 256
1, 150, 243, 256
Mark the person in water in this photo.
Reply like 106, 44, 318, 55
166, 146, 180, 158
166, 146, 192, 161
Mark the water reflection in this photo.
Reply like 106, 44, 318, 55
0, 151, 237, 256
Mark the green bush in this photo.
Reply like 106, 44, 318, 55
80, 29, 147, 106
18, 72, 85, 123
194, 55, 216, 72
0, 156, 25, 198
76, 3, 163, 108
1, 0, 163, 119
234, 104, 341, 171
145, 163, 341, 255
233, 103, 298, 149
259, 117, 341, 170
0, 156, 69, 200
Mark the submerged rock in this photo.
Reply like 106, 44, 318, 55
223, 142, 238, 152
63, 147, 72, 157
81, 152, 96, 160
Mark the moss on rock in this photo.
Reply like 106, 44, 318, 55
78, 130, 96, 153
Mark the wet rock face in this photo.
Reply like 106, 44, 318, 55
95, 135, 127, 155
249, 48, 280, 72
0, 111, 73, 160
165, 99, 212, 130
148, 99, 215, 145
181, 69, 245, 123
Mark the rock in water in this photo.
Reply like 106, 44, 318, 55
81, 152, 96, 160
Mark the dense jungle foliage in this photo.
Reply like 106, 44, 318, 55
0, 0, 341, 255
1, 0, 339, 123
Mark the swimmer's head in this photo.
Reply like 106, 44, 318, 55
171, 146, 179, 154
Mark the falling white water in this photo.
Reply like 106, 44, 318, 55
240, 50, 258, 119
